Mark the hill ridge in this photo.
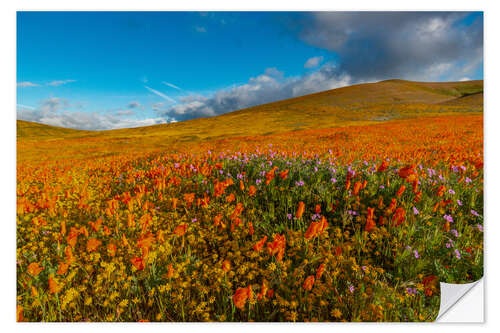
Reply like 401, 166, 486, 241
18, 79, 483, 141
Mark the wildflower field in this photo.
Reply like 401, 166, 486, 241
16, 114, 483, 322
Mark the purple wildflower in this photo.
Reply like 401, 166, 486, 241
455, 249, 461, 259
413, 207, 419, 215
414, 250, 420, 259
443, 214, 454, 223
295, 180, 305, 187
471, 209, 479, 217
406, 288, 417, 296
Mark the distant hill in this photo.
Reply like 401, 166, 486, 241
17, 119, 91, 139
18, 79, 483, 143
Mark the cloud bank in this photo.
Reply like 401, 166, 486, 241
17, 97, 169, 130
157, 65, 351, 121
297, 12, 483, 82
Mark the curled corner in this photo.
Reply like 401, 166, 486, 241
435, 278, 483, 321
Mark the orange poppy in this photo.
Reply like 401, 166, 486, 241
316, 263, 325, 279
353, 181, 362, 196
167, 263, 174, 278
107, 243, 117, 257
266, 234, 286, 261
131, 257, 145, 271
398, 165, 416, 179
57, 262, 69, 275
296, 201, 305, 219
174, 223, 187, 237
86, 238, 101, 252
248, 221, 255, 235
232, 287, 250, 310
248, 185, 257, 196
377, 160, 389, 172
436, 185, 446, 197
226, 193, 235, 203
257, 280, 268, 301
27, 262, 44, 276
253, 236, 268, 253
49, 275, 63, 294
303, 275, 315, 291
392, 207, 406, 227
16, 305, 23, 322
171, 197, 178, 209
222, 260, 231, 273
396, 185, 406, 197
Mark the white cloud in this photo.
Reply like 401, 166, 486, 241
459, 77, 471, 82
195, 26, 207, 33
47, 79, 76, 86
144, 86, 177, 103
160, 64, 351, 121
17, 82, 39, 87
304, 56, 324, 68
17, 97, 175, 130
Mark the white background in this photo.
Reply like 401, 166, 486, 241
1, 1, 498, 332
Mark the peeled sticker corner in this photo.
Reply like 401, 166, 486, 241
436, 278, 484, 322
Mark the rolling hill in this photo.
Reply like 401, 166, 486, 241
17, 79, 483, 161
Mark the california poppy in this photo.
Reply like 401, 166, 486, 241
296, 201, 305, 219
248, 185, 257, 196
174, 223, 187, 237
131, 257, 145, 271
377, 160, 389, 172
222, 260, 231, 272
27, 262, 44, 276
303, 275, 315, 291
86, 238, 101, 253
233, 287, 249, 310
49, 275, 63, 294
253, 236, 268, 252
396, 185, 406, 197
107, 243, 117, 257
316, 263, 326, 279
57, 262, 69, 275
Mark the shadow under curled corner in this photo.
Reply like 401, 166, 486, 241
435, 278, 484, 322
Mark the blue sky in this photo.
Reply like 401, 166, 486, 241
17, 11, 483, 130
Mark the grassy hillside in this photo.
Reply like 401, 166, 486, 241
17, 120, 91, 139
17, 79, 483, 161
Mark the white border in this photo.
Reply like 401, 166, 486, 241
2, 1, 498, 332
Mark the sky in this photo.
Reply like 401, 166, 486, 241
17, 11, 483, 130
